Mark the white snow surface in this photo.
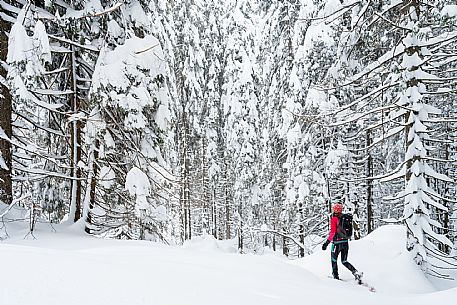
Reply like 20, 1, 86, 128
125, 167, 150, 210
0, 152, 8, 170
442, 5, 457, 18
0, 224, 456, 305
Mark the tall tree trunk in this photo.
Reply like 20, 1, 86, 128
0, 17, 12, 205
352, 193, 361, 240
237, 201, 243, 252
69, 45, 82, 222
366, 129, 373, 234
441, 123, 451, 253
211, 189, 217, 238
225, 187, 230, 239
201, 137, 209, 234
85, 139, 99, 234
180, 111, 191, 241
298, 202, 305, 257
224, 162, 231, 239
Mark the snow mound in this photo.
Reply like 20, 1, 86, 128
182, 234, 238, 254
294, 225, 457, 295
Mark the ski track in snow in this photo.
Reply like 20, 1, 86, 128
0, 224, 455, 305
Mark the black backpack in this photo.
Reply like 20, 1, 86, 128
338, 213, 353, 240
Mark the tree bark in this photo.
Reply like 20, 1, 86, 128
69, 45, 82, 222
225, 189, 230, 239
237, 201, 243, 252
180, 110, 191, 241
0, 17, 12, 205
211, 188, 217, 238
224, 162, 231, 239
366, 129, 373, 234
298, 202, 305, 257
85, 139, 99, 233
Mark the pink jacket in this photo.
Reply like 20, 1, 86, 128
327, 216, 339, 242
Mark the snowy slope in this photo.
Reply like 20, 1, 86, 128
296, 225, 435, 293
0, 224, 455, 305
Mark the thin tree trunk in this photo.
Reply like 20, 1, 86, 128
298, 202, 305, 257
85, 139, 99, 233
366, 129, 373, 234
225, 184, 230, 239
238, 202, 243, 252
69, 45, 82, 222
272, 224, 276, 252
180, 111, 191, 241
0, 18, 12, 205
201, 137, 209, 234
441, 123, 451, 253
212, 188, 217, 238
282, 235, 288, 257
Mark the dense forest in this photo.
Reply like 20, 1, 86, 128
1, 0, 457, 277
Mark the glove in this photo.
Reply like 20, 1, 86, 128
322, 240, 330, 251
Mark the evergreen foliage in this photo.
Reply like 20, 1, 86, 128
1, 0, 456, 277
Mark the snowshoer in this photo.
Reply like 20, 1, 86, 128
322, 203, 362, 282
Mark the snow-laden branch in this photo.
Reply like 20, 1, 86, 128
60, 2, 123, 20
0, 193, 31, 218
373, 12, 411, 31
103, 108, 180, 185
296, 0, 360, 23
13, 112, 66, 137
249, 227, 314, 251
423, 189, 457, 204
32, 88, 74, 96
340, 40, 406, 86
314, 81, 400, 119
0, 0, 20, 14
48, 35, 99, 53
328, 96, 398, 127
14, 166, 81, 181
337, 160, 407, 183
43, 67, 69, 75
135, 43, 160, 55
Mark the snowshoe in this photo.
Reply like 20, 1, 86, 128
353, 271, 363, 285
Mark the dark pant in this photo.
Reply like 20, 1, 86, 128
331, 241, 357, 278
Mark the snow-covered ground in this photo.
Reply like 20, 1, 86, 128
0, 224, 456, 305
